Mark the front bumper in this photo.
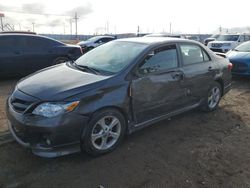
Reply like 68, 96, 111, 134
6, 98, 89, 158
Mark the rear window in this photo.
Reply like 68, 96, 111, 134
180, 44, 210, 65
0, 36, 16, 48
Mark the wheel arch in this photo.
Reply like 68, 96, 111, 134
90, 105, 129, 125
214, 78, 224, 96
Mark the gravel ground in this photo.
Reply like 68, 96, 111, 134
0, 77, 250, 188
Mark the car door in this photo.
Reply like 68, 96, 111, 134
178, 43, 217, 104
131, 44, 186, 123
0, 36, 25, 76
21, 36, 55, 73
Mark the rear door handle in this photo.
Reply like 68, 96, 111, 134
171, 72, 184, 80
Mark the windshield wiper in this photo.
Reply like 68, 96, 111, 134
233, 49, 239, 51
73, 63, 100, 75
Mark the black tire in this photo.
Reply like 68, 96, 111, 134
201, 82, 222, 112
82, 109, 126, 156
52, 56, 69, 65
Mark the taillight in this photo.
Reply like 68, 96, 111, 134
228, 63, 233, 70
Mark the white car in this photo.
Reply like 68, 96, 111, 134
207, 34, 250, 53
77, 36, 116, 53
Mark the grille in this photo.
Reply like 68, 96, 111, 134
10, 97, 33, 113
212, 43, 223, 48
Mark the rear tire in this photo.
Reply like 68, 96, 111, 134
82, 109, 126, 156
201, 82, 222, 112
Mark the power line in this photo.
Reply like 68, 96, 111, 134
2, 10, 70, 17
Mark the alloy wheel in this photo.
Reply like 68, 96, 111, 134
91, 116, 121, 150
208, 86, 221, 109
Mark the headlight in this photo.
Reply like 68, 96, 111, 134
32, 101, 79, 118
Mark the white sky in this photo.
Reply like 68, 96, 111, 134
1, 0, 250, 35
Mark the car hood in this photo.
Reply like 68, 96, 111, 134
17, 63, 110, 101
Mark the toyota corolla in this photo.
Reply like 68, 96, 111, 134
6, 37, 232, 158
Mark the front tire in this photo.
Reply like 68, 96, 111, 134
201, 82, 222, 112
82, 109, 126, 156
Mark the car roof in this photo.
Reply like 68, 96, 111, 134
89, 35, 115, 40
0, 31, 37, 35
0, 33, 65, 44
116, 37, 195, 45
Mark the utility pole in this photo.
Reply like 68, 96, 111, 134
137, 25, 140, 37
32, 22, 35, 32
169, 22, 172, 35
74, 12, 78, 39
106, 21, 109, 34
63, 22, 65, 34
0, 13, 4, 32
69, 19, 72, 35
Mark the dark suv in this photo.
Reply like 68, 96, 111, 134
7, 37, 232, 158
0, 33, 83, 77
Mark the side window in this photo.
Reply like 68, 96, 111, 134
180, 44, 210, 65
0, 36, 15, 48
239, 35, 244, 42
23, 37, 49, 49
95, 39, 103, 43
104, 38, 114, 42
139, 44, 178, 74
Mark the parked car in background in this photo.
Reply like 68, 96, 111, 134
207, 34, 250, 53
144, 33, 185, 38
0, 33, 83, 77
185, 35, 200, 42
77, 35, 116, 53
227, 41, 250, 77
204, 34, 220, 46
7, 37, 232, 158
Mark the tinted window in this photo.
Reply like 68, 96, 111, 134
139, 44, 178, 74
24, 37, 50, 48
180, 44, 210, 65
216, 35, 239, 41
0, 36, 16, 48
102, 38, 114, 42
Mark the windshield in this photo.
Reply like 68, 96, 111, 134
86, 36, 103, 42
211, 34, 220, 39
216, 35, 239, 41
75, 41, 147, 74
234, 41, 250, 52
